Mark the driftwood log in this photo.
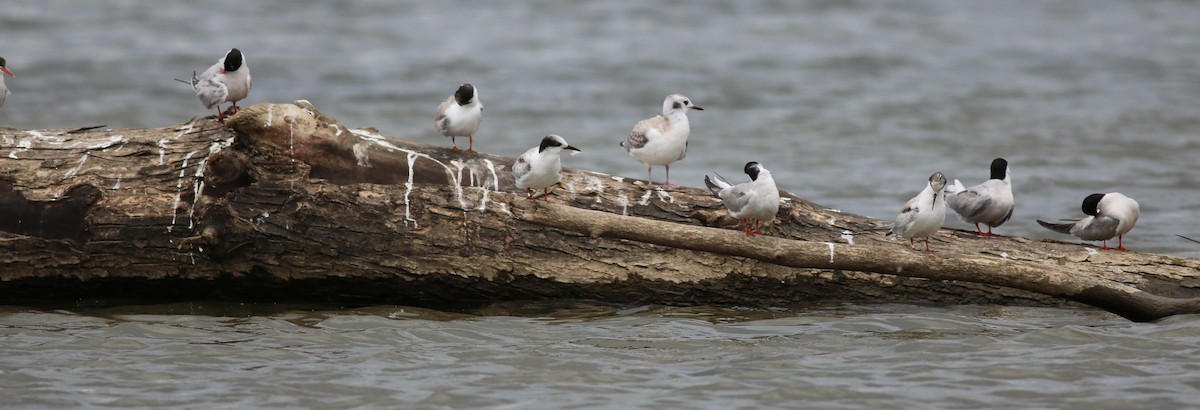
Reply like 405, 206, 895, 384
2, 101, 1199, 321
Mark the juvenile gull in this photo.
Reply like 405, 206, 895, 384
620, 94, 702, 188
435, 83, 483, 153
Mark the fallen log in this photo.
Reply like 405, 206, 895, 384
1, 101, 1198, 321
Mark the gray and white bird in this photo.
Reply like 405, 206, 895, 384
620, 94, 703, 188
513, 134, 580, 201
435, 83, 483, 153
191, 48, 251, 120
889, 172, 948, 252
704, 162, 780, 236
945, 158, 1013, 237
0, 56, 14, 109
1037, 192, 1140, 251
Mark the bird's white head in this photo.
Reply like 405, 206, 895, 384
662, 94, 703, 116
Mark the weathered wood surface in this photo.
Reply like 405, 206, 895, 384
1, 101, 1198, 321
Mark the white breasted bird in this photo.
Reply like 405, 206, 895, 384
889, 172, 948, 252
1037, 192, 1140, 251
190, 48, 251, 120
0, 56, 14, 109
704, 162, 780, 236
513, 134, 580, 201
620, 94, 703, 189
945, 158, 1014, 237
435, 83, 483, 153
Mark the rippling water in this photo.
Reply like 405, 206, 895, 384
3, 1, 1200, 407
3, 303, 1200, 408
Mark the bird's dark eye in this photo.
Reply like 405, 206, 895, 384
683, 100, 690, 105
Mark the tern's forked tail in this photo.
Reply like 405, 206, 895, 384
703, 174, 730, 197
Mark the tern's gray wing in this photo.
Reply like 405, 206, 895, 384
1073, 215, 1120, 241
946, 188, 989, 219
511, 149, 534, 187
890, 196, 920, 236
703, 173, 731, 197
719, 182, 755, 214
192, 65, 227, 109
434, 97, 452, 135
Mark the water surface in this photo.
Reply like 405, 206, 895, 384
2, 1, 1200, 407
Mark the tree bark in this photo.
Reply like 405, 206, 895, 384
1, 100, 1198, 321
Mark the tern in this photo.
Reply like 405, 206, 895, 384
0, 56, 14, 109
1037, 192, 1140, 251
513, 134, 580, 201
704, 162, 780, 236
435, 83, 483, 153
889, 172, 948, 252
190, 48, 251, 120
945, 158, 1014, 237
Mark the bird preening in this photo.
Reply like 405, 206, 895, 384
435, 83, 483, 153
704, 161, 780, 236
186, 48, 252, 121
945, 158, 1013, 237
1037, 192, 1140, 251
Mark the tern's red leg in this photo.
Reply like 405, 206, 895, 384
1117, 235, 1128, 251
646, 166, 654, 187
1100, 240, 1110, 251
232, 101, 240, 114
467, 135, 476, 153
924, 238, 932, 252
754, 220, 764, 235
450, 136, 460, 153
542, 187, 551, 202
217, 109, 226, 121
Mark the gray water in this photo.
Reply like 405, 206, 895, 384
2, 0, 1200, 407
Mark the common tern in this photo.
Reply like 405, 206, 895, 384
190, 48, 251, 120
0, 56, 13, 109
620, 94, 703, 188
1037, 192, 1140, 251
704, 162, 780, 236
513, 134, 580, 201
435, 83, 483, 153
945, 158, 1013, 237
889, 172, 948, 252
